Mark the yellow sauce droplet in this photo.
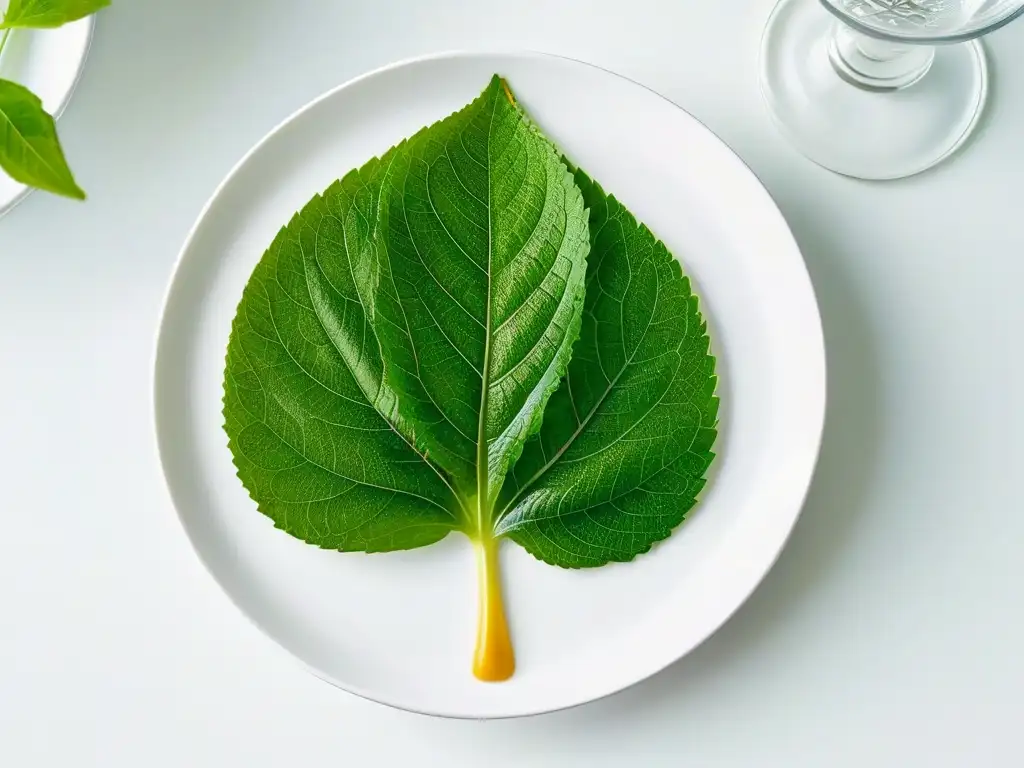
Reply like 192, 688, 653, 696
472, 537, 515, 682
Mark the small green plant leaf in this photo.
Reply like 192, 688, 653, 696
0, 0, 110, 29
0, 79, 84, 199
495, 168, 719, 568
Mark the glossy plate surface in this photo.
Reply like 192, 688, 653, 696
153, 51, 826, 719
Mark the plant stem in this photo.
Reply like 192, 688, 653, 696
0, 29, 11, 60
472, 535, 515, 682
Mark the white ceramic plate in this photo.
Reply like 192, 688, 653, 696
153, 51, 826, 719
0, 10, 93, 215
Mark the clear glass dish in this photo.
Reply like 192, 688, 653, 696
760, 0, 1024, 180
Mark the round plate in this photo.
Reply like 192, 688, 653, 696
0, 14, 94, 216
153, 51, 826, 719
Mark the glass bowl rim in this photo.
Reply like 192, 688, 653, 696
819, 0, 1024, 44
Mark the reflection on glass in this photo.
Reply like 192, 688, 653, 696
759, 0, 1024, 179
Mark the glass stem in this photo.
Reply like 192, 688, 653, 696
828, 22, 935, 91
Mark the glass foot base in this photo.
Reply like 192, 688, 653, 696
759, 0, 988, 180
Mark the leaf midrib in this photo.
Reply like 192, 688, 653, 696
474, 92, 500, 538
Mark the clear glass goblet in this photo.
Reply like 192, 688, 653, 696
760, 0, 1024, 179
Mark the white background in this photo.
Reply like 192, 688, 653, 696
1, 0, 1021, 765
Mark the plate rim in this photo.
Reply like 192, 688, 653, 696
152, 48, 828, 720
0, 15, 96, 218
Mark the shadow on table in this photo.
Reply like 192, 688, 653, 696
547, 192, 886, 728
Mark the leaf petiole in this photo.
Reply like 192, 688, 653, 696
472, 534, 515, 682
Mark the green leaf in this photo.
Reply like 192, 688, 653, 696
221, 75, 720, 681
366, 75, 590, 528
223, 157, 463, 553
0, 0, 110, 28
0, 79, 85, 199
495, 168, 719, 568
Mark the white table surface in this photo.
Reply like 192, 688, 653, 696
2, 0, 1021, 765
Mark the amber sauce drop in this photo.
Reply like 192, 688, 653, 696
472, 537, 515, 682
